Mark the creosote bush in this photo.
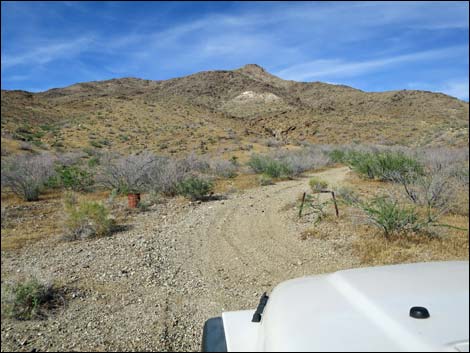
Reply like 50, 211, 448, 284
345, 150, 423, 181
63, 193, 114, 240
3, 278, 58, 320
176, 176, 214, 201
258, 174, 274, 186
247, 155, 292, 178
309, 177, 328, 192
54, 165, 94, 192
360, 196, 420, 239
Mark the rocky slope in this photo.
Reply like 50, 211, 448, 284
1, 64, 468, 155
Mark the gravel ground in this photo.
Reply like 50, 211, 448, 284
1, 167, 361, 352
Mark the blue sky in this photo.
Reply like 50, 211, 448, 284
1, 1, 469, 100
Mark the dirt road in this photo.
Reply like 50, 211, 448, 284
1, 166, 360, 352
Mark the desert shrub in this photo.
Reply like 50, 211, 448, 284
1, 207, 8, 229
264, 160, 291, 178
3, 279, 58, 320
99, 152, 156, 194
335, 186, 360, 206
89, 140, 103, 148
329, 149, 347, 163
230, 156, 239, 166
63, 193, 114, 240
87, 156, 100, 168
210, 159, 238, 178
54, 165, 94, 192
265, 138, 284, 147
344, 150, 423, 181
19, 141, 34, 151
247, 154, 269, 173
309, 177, 328, 192
176, 176, 214, 201
247, 155, 292, 178
56, 151, 87, 166
1, 153, 56, 201
258, 174, 274, 186
390, 166, 458, 221
147, 157, 188, 196
360, 196, 420, 239
179, 152, 210, 174
137, 191, 161, 211
270, 146, 332, 175
418, 147, 469, 171
302, 194, 330, 224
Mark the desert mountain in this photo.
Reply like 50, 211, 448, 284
1, 64, 468, 156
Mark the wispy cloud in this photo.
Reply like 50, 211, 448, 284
442, 80, 470, 100
1, 1, 468, 95
275, 46, 468, 81
408, 79, 470, 100
2, 36, 94, 69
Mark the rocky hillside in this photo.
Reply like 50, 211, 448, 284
1, 64, 468, 156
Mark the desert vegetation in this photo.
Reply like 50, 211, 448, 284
2, 278, 63, 321
1, 141, 468, 352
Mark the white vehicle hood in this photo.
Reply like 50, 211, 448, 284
222, 261, 469, 352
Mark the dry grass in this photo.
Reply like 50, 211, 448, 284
353, 226, 469, 266
213, 173, 260, 194
0, 189, 129, 251
298, 170, 469, 265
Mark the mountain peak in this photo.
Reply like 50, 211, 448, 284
237, 64, 267, 74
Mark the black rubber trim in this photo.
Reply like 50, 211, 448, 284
252, 292, 269, 323
202, 317, 228, 352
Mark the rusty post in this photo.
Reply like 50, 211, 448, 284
299, 192, 306, 218
331, 191, 339, 217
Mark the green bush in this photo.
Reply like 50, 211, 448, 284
87, 156, 100, 168
55, 165, 94, 191
258, 174, 274, 186
176, 177, 214, 201
329, 149, 347, 163
4, 279, 56, 320
63, 195, 113, 240
360, 196, 419, 239
247, 155, 292, 178
309, 177, 328, 192
344, 150, 423, 181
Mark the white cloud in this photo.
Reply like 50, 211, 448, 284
2, 36, 94, 69
442, 80, 469, 100
408, 79, 469, 100
275, 46, 468, 81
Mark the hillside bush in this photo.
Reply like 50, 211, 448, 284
148, 157, 188, 196
270, 146, 332, 175
258, 174, 274, 186
360, 196, 420, 239
54, 165, 94, 192
309, 177, 328, 192
210, 159, 238, 178
247, 155, 292, 178
329, 149, 347, 163
176, 176, 214, 201
63, 193, 114, 240
99, 152, 156, 194
1, 153, 56, 201
3, 278, 58, 320
342, 150, 423, 181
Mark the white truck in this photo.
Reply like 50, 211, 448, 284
202, 261, 469, 352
